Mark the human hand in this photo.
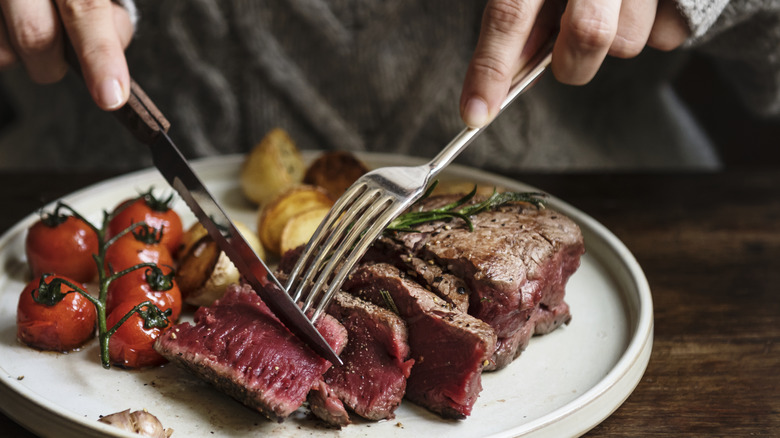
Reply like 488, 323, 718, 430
0, 0, 135, 110
460, 0, 691, 128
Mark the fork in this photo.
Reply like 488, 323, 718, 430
286, 41, 554, 323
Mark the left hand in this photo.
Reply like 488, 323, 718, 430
460, 0, 691, 128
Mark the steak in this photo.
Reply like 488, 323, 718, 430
154, 283, 348, 422
364, 240, 471, 313
309, 291, 414, 425
342, 263, 496, 419
386, 196, 584, 369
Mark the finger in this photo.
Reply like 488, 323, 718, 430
552, 0, 621, 85
56, 0, 129, 110
647, 0, 689, 51
111, 1, 133, 49
0, 0, 68, 84
0, 10, 19, 68
609, 0, 658, 58
460, 0, 545, 128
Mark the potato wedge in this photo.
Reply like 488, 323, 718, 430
257, 185, 333, 255
175, 220, 264, 306
303, 150, 369, 199
279, 206, 331, 255
240, 128, 305, 205
175, 236, 220, 298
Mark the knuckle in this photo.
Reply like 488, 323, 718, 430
57, 0, 107, 21
610, 33, 645, 58
13, 21, 58, 56
470, 53, 514, 84
567, 14, 617, 53
484, 0, 531, 36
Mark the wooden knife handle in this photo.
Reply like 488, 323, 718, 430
115, 80, 171, 145
64, 43, 170, 145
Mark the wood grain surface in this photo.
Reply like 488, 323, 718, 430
1, 170, 778, 436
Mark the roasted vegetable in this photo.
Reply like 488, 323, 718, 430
99, 409, 172, 437
302, 150, 369, 199
240, 128, 305, 206
279, 206, 331, 255
175, 221, 263, 307
257, 185, 333, 255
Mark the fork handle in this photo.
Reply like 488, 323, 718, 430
427, 38, 554, 178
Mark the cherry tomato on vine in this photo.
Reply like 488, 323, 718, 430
25, 213, 98, 283
107, 300, 171, 368
106, 265, 182, 322
108, 190, 183, 256
104, 226, 174, 279
17, 275, 97, 352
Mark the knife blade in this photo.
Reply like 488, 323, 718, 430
112, 80, 342, 366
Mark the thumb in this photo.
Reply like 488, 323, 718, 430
460, 0, 544, 128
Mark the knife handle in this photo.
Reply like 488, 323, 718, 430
64, 43, 170, 145
115, 80, 171, 145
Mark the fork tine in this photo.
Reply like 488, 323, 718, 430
301, 194, 393, 312
306, 199, 408, 323
288, 185, 381, 302
286, 183, 368, 300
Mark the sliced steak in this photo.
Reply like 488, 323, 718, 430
154, 283, 348, 422
388, 196, 584, 368
310, 292, 414, 424
308, 381, 351, 427
365, 240, 471, 313
342, 263, 496, 419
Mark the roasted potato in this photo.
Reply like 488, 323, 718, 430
240, 128, 305, 205
302, 150, 369, 199
279, 206, 331, 255
175, 221, 263, 306
257, 185, 333, 255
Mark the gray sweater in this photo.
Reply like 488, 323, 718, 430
0, 0, 777, 172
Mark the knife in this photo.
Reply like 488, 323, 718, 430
106, 79, 342, 366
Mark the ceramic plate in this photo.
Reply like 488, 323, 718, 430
0, 153, 652, 438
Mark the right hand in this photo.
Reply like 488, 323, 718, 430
0, 0, 135, 111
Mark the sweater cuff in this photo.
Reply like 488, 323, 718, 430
676, 0, 730, 41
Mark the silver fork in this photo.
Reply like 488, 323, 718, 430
286, 42, 554, 323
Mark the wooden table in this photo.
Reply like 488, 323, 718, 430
1, 169, 778, 436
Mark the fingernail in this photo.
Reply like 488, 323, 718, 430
97, 78, 124, 110
463, 97, 489, 128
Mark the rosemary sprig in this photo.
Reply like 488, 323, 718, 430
385, 184, 546, 233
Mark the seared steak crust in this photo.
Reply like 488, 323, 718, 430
388, 196, 584, 369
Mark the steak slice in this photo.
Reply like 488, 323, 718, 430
388, 196, 584, 369
154, 283, 348, 422
308, 381, 351, 427
342, 263, 496, 419
309, 292, 414, 424
365, 240, 471, 313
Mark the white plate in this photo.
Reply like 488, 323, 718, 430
0, 153, 652, 438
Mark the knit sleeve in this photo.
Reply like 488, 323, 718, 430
679, 0, 780, 115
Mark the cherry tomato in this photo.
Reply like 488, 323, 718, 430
106, 265, 182, 322
107, 299, 171, 368
25, 213, 98, 283
108, 190, 183, 256
104, 227, 174, 279
17, 275, 97, 351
